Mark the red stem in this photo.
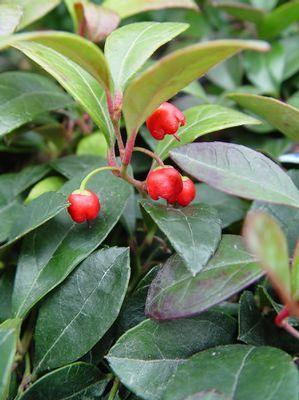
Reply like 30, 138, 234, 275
275, 306, 290, 327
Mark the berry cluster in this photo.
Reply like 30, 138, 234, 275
68, 102, 196, 223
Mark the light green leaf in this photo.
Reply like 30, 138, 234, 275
163, 345, 299, 400
102, 0, 198, 19
13, 41, 114, 144
25, 176, 66, 204
243, 212, 291, 303
0, 72, 72, 137
141, 201, 221, 275
123, 39, 270, 135
76, 132, 108, 157
155, 104, 260, 161
12, 170, 131, 319
170, 142, 299, 208
229, 93, 299, 142
105, 22, 188, 91
146, 235, 261, 319
0, 319, 20, 400
107, 311, 236, 400
11, 0, 60, 30
34, 247, 130, 372
0, 4, 22, 35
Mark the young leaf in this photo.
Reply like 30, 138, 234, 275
107, 311, 236, 400
170, 142, 299, 208
0, 319, 20, 400
18, 362, 107, 400
243, 212, 291, 304
141, 201, 222, 275
34, 247, 130, 373
0, 72, 72, 137
155, 104, 260, 161
163, 345, 299, 400
105, 22, 188, 91
12, 41, 114, 144
102, 0, 198, 19
123, 39, 269, 134
0, 31, 110, 89
146, 235, 261, 320
12, 171, 131, 319
229, 93, 299, 141
0, 4, 23, 35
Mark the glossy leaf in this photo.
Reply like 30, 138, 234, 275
258, 1, 299, 40
12, 171, 131, 319
0, 4, 22, 35
25, 176, 65, 204
13, 41, 114, 144
51, 155, 104, 179
170, 142, 299, 208
105, 22, 188, 91
102, 0, 198, 19
163, 345, 299, 400
230, 93, 299, 141
146, 235, 261, 319
141, 201, 221, 275
13, 0, 60, 30
107, 311, 236, 400
243, 212, 291, 303
0, 31, 110, 89
155, 104, 260, 160
0, 319, 20, 400
19, 362, 107, 400
123, 40, 269, 134
34, 247, 130, 372
0, 72, 72, 137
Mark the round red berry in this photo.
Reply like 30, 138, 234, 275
146, 102, 186, 140
147, 166, 183, 204
67, 189, 100, 223
176, 177, 196, 207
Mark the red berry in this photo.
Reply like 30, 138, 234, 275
147, 166, 183, 204
67, 189, 100, 223
176, 177, 196, 207
146, 102, 186, 140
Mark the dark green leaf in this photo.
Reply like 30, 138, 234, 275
0, 269, 15, 323
146, 235, 262, 319
51, 155, 104, 179
163, 345, 299, 400
141, 201, 221, 275
212, 2, 264, 23
34, 247, 130, 372
107, 311, 236, 400
170, 142, 299, 208
12, 171, 131, 319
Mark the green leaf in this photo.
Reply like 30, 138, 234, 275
19, 362, 108, 400
291, 242, 299, 301
281, 36, 299, 80
243, 43, 285, 95
107, 311, 236, 400
34, 247, 130, 372
25, 176, 66, 204
185, 392, 227, 400
146, 235, 261, 319
141, 201, 221, 275
170, 142, 299, 208
229, 93, 299, 142
12, 41, 114, 144
76, 132, 108, 157
0, 164, 50, 244
11, 0, 60, 30
243, 212, 291, 303
102, 0, 198, 19
0, 319, 20, 400
51, 155, 104, 179
0, 31, 110, 89
105, 22, 188, 91
163, 345, 299, 400
0, 4, 22, 35
155, 104, 260, 161
207, 57, 243, 91
258, 0, 299, 40
0, 269, 15, 323
197, 184, 248, 228
212, 2, 265, 23
123, 39, 269, 134
0, 72, 72, 137
12, 170, 131, 319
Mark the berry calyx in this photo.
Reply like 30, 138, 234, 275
147, 166, 183, 204
176, 177, 196, 207
146, 102, 186, 140
67, 189, 100, 223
